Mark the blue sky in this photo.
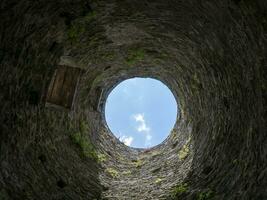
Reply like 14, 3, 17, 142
105, 78, 178, 148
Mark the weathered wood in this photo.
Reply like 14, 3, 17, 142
46, 65, 82, 109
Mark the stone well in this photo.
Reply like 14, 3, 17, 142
0, 0, 266, 199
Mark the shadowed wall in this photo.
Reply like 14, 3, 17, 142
0, 0, 266, 199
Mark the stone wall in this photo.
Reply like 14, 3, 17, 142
0, 0, 266, 199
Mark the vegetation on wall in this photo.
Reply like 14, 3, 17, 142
70, 131, 98, 160
97, 153, 107, 163
67, 11, 97, 43
125, 48, 146, 65
197, 189, 214, 200
68, 24, 86, 43
69, 121, 98, 160
132, 159, 143, 168
106, 168, 119, 178
170, 183, 188, 198
178, 136, 191, 160
122, 170, 132, 176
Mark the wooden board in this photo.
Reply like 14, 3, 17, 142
46, 65, 82, 109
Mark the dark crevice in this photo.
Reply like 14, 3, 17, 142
57, 179, 67, 189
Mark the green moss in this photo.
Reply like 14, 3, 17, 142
67, 11, 96, 43
80, 120, 88, 133
178, 136, 191, 160
197, 189, 214, 200
70, 132, 98, 160
178, 144, 189, 160
171, 183, 188, 198
97, 153, 107, 162
122, 170, 131, 176
126, 49, 145, 65
67, 23, 85, 43
133, 159, 143, 168
84, 11, 96, 22
70, 121, 98, 160
171, 130, 177, 138
106, 168, 119, 178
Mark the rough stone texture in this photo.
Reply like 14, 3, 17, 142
0, 0, 266, 199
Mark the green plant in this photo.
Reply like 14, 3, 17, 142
106, 168, 119, 178
178, 136, 191, 160
178, 144, 189, 160
171, 183, 188, 198
97, 153, 107, 162
197, 189, 214, 200
67, 11, 96, 43
133, 159, 143, 168
126, 49, 145, 65
70, 132, 98, 161
84, 11, 96, 22
70, 126, 98, 161
79, 120, 89, 133
171, 130, 177, 138
122, 170, 131, 176
67, 23, 85, 43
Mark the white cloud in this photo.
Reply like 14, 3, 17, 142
146, 134, 152, 141
133, 113, 150, 133
145, 134, 152, 147
120, 135, 134, 146
132, 113, 153, 146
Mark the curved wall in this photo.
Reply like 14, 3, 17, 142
0, 0, 266, 199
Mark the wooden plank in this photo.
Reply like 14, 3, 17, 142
46, 65, 82, 109
51, 66, 66, 105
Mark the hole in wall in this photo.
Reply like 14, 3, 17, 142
57, 179, 67, 189
38, 154, 47, 164
104, 77, 179, 148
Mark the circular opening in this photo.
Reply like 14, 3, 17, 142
105, 78, 178, 148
